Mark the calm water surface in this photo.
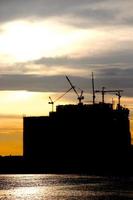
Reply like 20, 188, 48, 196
0, 174, 133, 200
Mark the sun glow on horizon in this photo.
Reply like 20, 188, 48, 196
0, 19, 119, 66
0, 20, 93, 63
0, 90, 132, 155
0, 90, 52, 116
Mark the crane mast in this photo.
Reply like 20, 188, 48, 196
92, 72, 95, 104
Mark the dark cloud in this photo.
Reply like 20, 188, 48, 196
0, 0, 132, 28
94, 67, 133, 97
0, 73, 133, 98
33, 43, 133, 68
0, 74, 91, 92
0, 74, 72, 92
76, 8, 117, 21
66, 7, 119, 28
0, 0, 101, 23
97, 67, 133, 78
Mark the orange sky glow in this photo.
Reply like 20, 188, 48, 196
0, 91, 132, 156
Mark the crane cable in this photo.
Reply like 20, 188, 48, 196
54, 87, 73, 103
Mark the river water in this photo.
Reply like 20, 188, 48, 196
0, 174, 133, 200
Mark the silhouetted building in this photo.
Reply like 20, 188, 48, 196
23, 103, 131, 171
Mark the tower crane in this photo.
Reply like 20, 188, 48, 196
65, 76, 84, 104
48, 87, 73, 112
95, 86, 106, 104
95, 87, 123, 106
115, 90, 123, 108
48, 96, 54, 112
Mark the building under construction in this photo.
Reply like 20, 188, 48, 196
23, 76, 131, 172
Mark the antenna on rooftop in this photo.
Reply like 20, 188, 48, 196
92, 72, 95, 104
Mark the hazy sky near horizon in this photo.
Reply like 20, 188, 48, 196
0, 0, 133, 155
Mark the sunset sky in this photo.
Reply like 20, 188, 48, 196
0, 0, 133, 155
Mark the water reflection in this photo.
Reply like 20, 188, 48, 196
0, 175, 133, 200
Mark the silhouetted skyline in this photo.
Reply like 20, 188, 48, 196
0, 101, 132, 175
0, 0, 133, 155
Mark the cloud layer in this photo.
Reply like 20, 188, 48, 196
0, 73, 132, 98
0, 0, 133, 98
0, 0, 133, 27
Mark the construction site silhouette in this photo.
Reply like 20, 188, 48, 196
0, 74, 133, 175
